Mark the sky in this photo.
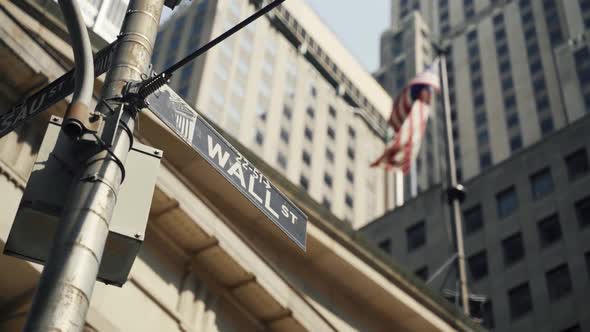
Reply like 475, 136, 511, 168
162, 1, 390, 72
304, 0, 390, 72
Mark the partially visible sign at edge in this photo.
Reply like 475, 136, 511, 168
0, 40, 119, 138
146, 85, 308, 251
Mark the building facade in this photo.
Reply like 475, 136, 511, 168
151, 0, 402, 229
0, 1, 479, 331
362, 115, 590, 331
377, 0, 590, 196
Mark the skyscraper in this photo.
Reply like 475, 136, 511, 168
152, 0, 400, 228
377, 0, 590, 196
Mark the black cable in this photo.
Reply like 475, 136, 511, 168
91, 132, 127, 184
139, 0, 286, 98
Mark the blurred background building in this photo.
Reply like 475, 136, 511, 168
151, 0, 404, 229
364, 0, 590, 331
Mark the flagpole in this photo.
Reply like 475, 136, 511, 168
437, 50, 470, 316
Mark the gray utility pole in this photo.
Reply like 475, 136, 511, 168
24, 0, 165, 331
438, 52, 470, 316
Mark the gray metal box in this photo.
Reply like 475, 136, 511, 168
4, 116, 162, 286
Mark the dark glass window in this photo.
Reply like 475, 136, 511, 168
541, 117, 554, 135
503, 232, 525, 266
530, 168, 554, 199
415, 266, 429, 281
328, 106, 337, 118
306, 107, 315, 118
304, 127, 313, 140
475, 111, 487, 126
497, 186, 518, 218
299, 175, 309, 190
280, 128, 289, 143
348, 126, 356, 138
508, 283, 533, 319
345, 194, 354, 208
346, 169, 354, 183
510, 135, 523, 152
302, 150, 311, 166
507, 112, 519, 127
283, 105, 292, 120
477, 130, 489, 145
310, 85, 317, 97
322, 197, 331, 210
327, 126, 336, 140
480, 152, 492, 169
406, 221, 426, 252
467, 30, 477, 43
255, 131, 264, 145
537, 213, 562, 247
464, 205, 483, 234
505, 95, 516, 108
565, 148, 589, 181
347, 147, 355, 160
468, 250, 489, 281
378, 238, 391, 254
546, 264, 573, 301
575, 196, 590, 228
277, 153, 287, 169
325, 148, 334, 162
323, 173, 333, 188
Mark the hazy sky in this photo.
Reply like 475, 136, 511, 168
305, 0, 390, 72
162, 1, 390, 72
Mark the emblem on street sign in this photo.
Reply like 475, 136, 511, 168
146, 85, 307, 250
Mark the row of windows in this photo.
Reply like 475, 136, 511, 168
573, 46, 590, 113
519, 0, 555, 136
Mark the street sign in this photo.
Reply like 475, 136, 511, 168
146, 85, 307, 250
0, 40, 119, 138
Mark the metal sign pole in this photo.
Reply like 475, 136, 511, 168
23, 1, 164, 330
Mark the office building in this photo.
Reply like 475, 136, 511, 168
377, 0, 590, 196
0, 1, 478, 331
151, 0, 402, 228
362, 114, 590, 331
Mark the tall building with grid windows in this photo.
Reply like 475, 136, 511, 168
377, 0, 590, 196
151, 0, 401, 229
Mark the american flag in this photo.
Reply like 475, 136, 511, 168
371, 59, 441, 173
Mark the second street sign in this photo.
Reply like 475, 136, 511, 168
0, 40, 119, 138
146, 85, 307, 250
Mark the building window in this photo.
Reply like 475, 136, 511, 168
510, 135, 523, 152
277, 153, 287, 169
283, 105, 292, 120
327, 126, 336, 140
406, 221, 426, 252
508, 283, 533, 319
468, 250, 489, 281
346, 169, 354, 183
497, 186, 518, 218
575, 195, 590, 228
347, 147, 356, 160
480, 152, 492, 169
328, 106, 337, 118
378, 238, 391, 254
507, 112, 519, 128
415, 266, 429, 281
299, 175, 309, 190
546, 264, 573, 301
280, 128, 290, 143
530, 168, 554, 200
502, 232, 525, 266
540, 117, 554, 135
348, 126, 356, 138
306, 107, 315, 118
323, 173, 333, 188
302, 150, 311, 166
322, 197, 331, 210
565, 148, 589, 181
304, 127, 313, 141
325, 148, 334, 163
255, 131, 264, 145
463, 205, 483, 234
345, 194, 354, 208
537, 213, 562, 248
